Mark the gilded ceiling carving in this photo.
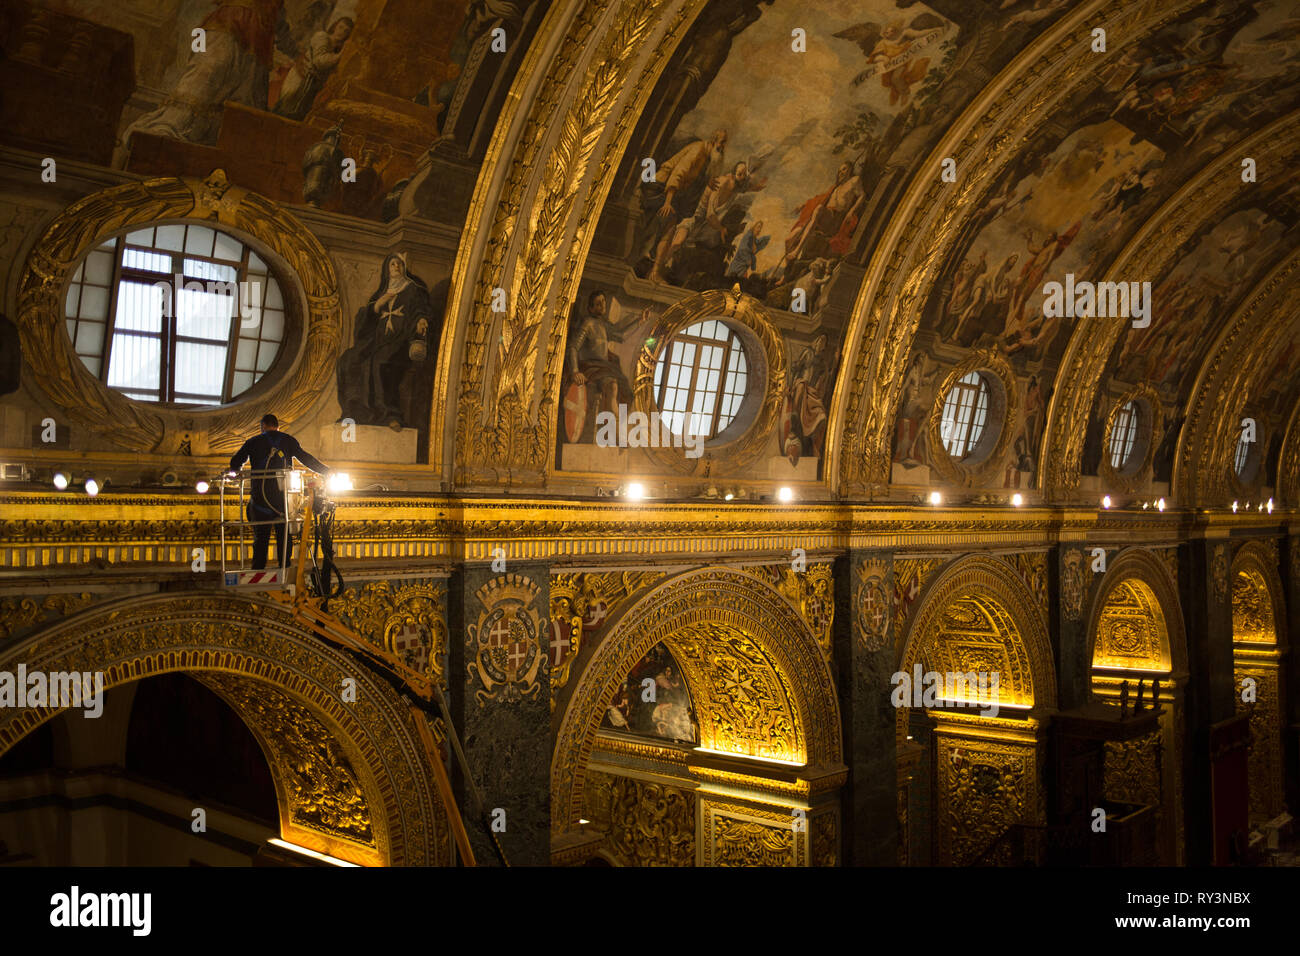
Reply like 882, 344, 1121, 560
0, 592, 448, 866
1086, 548, 1186, 678
16, 174, 341, 456
198, 672, 376, 850
897, 555, 1054, 740
552, 566, 841, 833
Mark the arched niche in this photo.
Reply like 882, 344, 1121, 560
0, 592, 448, 866
895, 555, 1056, 865
1086, 548, 1188, 864
553, 566, 843, 856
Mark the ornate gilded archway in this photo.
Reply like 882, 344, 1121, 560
1086, 547, 1188, 863
0, 592, 449, 866
553, 565, 843, 864
895, 555, 1056, 865
1231, 540, 1288, 822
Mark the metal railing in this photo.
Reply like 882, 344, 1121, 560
215, 468, 307, 581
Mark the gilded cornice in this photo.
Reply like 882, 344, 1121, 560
1, 492, 1293, 572
1044, 113, 1300, 503
445, 0, 706, 487
830, 0, 1202, 497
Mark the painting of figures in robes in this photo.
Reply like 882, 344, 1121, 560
601, 643, 697, 744
336, 253, 445, 435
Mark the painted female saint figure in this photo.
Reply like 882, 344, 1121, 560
337, 254, 436, 431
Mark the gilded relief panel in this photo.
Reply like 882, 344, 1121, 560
583, 770, 695, 867
700, 797, 806, 868
933, 730, 1040, 866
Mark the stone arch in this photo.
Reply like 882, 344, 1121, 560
1231, 541, 1287, 647
552, 565, 842, 833
0, 592, 448, 866
1085, 548, 1188, 680
898, 554, 1057, 731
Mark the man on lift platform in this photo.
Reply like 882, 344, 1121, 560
228, 413, 331, 570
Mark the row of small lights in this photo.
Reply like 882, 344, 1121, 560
49, 472, 355, 495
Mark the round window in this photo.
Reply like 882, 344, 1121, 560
652, 319, 748, 440
64, 223, 287, 406
939, 370, 990, 460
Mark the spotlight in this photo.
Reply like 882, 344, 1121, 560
1231, 501, 1238, 513
53, 471, 69, 491
1257, 502, 1264, 512
929, 491, 942, 506
84, 478, 99, 497
724, 492, 734, 501
195, 479, 210, 494
1011, 493, 1023, 507
625, 482, 645, 501
1101, 495, 1111, 509
778, 486, 793, 503
1156, 498, 1165, 512
1267, 498, 1274, 514
287, 470, 304, 493
1141, 501, 1149, 510
326, 472, 353, 493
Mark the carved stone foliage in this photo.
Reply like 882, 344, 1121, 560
701, 799, 803, 867
1008, 552, 1048, 613
1212, 544, 1229, 602
0, 592, 448, 866
16, 173, 340, 454
854, 557, 892, 653
1232, 570, 1273, 643
554, 567, 840, 832
1104, 731, 1163, 810
584, 770, 695, 867
737, 562, 835, 662
1061, 547, 1086, 621
0, 592, 96, 643
200, 672, 374, 847
935, 734, 1037, 867
467, 573, 546, 705
549, 570, 667, 710
1234, 658, 1285, 820
450, 0, 693, 484
1156, 547, 1179, 587
893, 557, 945, 647
332, 578, 448, 685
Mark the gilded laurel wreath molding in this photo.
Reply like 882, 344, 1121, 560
1231, 540, 1287, 647
925, 349, 1020, 489
552, 566, 842, 833
896, 554, 1057, 742
1176, 247, 1300, 505
830, 0, 1203, 497
1098, 384, 1164, 495
1084, 547, 1187, 678
632, 290, 788, 475
449, 0, 704, 485
1046, 114, 1300, 503
15, 172, 341, 455
0, 592, 447, 866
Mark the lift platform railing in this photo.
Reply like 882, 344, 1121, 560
207, 471, 502, 866
215, 468, 305, 588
